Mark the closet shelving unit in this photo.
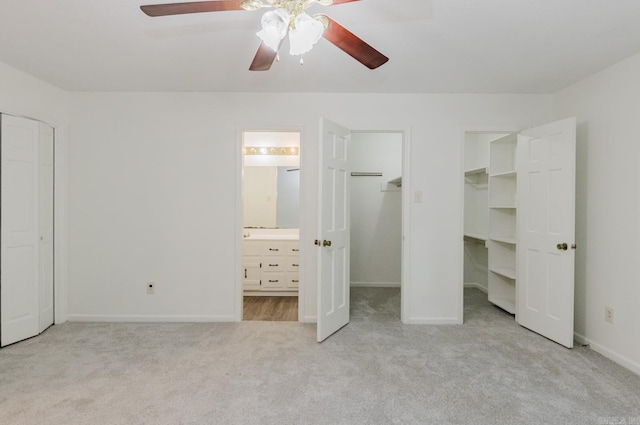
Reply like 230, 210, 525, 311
487, 134, 518, 314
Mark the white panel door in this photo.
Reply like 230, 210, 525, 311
1, 115, 40, 347
317, 118, 351, 342
516, 117, 576, 348
39, 123, 55, 333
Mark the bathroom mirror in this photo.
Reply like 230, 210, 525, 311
243, 166, 300, 228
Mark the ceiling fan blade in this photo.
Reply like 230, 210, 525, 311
328, 0, 361, 5
321, 16, 389, 69
140, 1, 244, 17
249, 42, 279, 71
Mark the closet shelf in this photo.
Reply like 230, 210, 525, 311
388, 176, 402, 187
464, 233, 488, 242
490, 170, 517, 178
489, 236, 516, 244
465, 167, 487, 176
489, 267, 516, 280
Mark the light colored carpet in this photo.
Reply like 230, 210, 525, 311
1, 288, 639, 425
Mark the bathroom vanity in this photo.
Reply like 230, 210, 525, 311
242, 229, 299, 295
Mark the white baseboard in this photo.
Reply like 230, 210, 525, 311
574, 332, 640, 376
404, 317, 462, 325
350, 282, 401, 288
464, 282, 488, 294
302, 315, 317, 323
67, 314, 236, 323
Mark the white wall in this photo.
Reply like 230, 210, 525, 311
553, 52, 640, 374
66, 92, 551, 323
349, 132, 402, 286
0, 61, 69, 324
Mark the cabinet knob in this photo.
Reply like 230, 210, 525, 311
556, 242, 568, 251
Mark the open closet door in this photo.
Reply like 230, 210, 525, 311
317, 118, 351, 342
1, 115, 40, 347
516, 117, 576, 348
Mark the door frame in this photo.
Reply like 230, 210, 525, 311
459, 125, 519, 323
349, 129, 410, 323
234, 126, 306, 322
234, 124, 412, 324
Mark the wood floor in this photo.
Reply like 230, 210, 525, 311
243, 296, 298, 321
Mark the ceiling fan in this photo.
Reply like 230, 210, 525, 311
140, 0, 389, 71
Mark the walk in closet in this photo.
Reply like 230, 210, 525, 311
463, 118, 577, 348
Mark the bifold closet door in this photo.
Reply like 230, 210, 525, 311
1, 114, 40, 347
39, 123, 54, 333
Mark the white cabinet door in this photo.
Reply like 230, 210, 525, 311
39, 123, 54, 333
516, 117, 576, 348
1, 115, 40, 347
242, 260, 262, 290
317, 118, 351, 342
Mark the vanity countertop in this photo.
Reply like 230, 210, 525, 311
243, 234, 299, 241
243, 228, 299, 241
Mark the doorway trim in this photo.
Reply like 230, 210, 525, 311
349, 129, 411, 323
234, 126, 306, 322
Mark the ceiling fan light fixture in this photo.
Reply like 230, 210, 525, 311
256, 8, 290, 51
240, 0, 264, 11
288, 13, 325, 55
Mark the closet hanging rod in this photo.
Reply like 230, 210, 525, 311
351, 172, 383, 177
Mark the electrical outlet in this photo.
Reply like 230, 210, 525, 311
147, 282, 155, 295
605, 306, 614, 323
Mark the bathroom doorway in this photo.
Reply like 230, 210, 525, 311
240, 130, 301, 321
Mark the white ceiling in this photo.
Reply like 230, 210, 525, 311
2, 0, 640, 93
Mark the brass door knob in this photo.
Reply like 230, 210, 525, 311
557, 242, 568, 251
314, 239, 321, 246
323, 240, 332, 247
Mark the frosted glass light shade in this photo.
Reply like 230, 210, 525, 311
289, 13, 324, 56
256, 9, 289, 51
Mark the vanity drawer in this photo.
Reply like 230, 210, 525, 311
287, 241, 300, 256
286, 260, 300, 272
262, 272, 285, 290
263, 260, 284, 272
263, 241, 286, 256
286, 272, 299, 289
